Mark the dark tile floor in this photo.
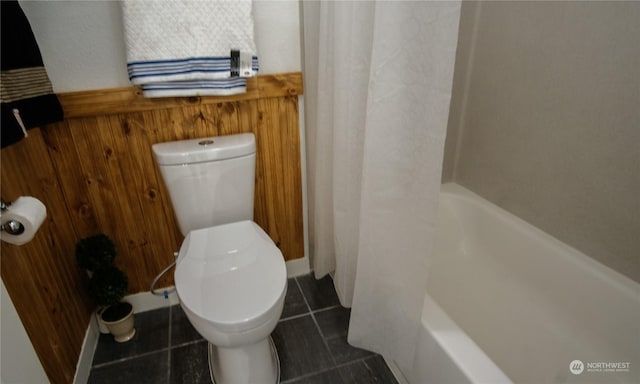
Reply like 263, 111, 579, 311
87, 273, 398, 384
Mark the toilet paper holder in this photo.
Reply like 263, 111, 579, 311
1, 199, 26, 236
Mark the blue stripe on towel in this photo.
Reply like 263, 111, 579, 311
127, 56, 259, 80
129, 62, 231, 71
129, 58, 233, 69
142, 78, 248, 91
143, 85, 246, 91
128, 62, 260, 73
129, 69, 230, 80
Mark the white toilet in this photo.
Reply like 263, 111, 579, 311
152, 133, 286, 384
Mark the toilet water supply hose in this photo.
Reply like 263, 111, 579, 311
150, 252, 178, 298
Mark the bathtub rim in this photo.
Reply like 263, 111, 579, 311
439, 182, 640, 299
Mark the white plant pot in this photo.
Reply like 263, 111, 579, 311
96, 307, 110, 334
101, 302, 136, 343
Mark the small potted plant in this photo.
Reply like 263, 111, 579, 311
75, 234, 116, 274
76, 234, 135, 342
87, 265, 135, 342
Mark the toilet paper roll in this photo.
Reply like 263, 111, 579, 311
0, 196, 47, 245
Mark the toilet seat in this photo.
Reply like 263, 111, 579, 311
175, 220, 287, 333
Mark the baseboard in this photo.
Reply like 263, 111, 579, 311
73, 313, 99, 384
286, 256, 311, 277
73, 288, 178, 384
125, 287, 179, 313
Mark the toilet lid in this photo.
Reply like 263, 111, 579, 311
175, 221, 287, 333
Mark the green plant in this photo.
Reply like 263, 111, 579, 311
75, 234, 116, 272
87, 266, 128, 307
75, 233, 129, 308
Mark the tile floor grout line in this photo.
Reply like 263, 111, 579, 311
279, 354, 378, 384
278, 311, 311, 323
170, 338, 206, 350
311, 304, 342, 314
91, 346, 171, 369
278, 365, 339, 384
333, 353, 380, 370
294, 275, 339, 367
293, 276, 313, 314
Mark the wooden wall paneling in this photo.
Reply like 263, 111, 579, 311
170, 105, 196, 138
256, 73, 303, 97
279, 96, 304, 259
239, 101, 270, 229
100, 113, 158, 292
149, 106, 179, 144
67, 116, 118, 237
116, 112, 178, 288
42, 122, 100, 238
69, 115, 146, 292
256, 98, 282, 248
1, 129, 91, 384
215, 102, 241, 136
140, 108, 184, 250
256, 96, 304, 260
0, 73, 304, 383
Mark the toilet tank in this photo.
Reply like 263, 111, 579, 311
152, 133, 256, 235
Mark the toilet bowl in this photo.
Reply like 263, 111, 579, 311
152, 134, 287, 384
176, 221, 286, 383
176, 221, 286, 346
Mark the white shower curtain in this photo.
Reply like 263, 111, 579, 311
303, 0, 461, 377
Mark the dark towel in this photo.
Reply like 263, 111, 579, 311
1, 0, 63, 148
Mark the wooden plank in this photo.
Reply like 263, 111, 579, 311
41, 122, 100, 238
257, 72, 304, 98
280, 96, 305, 260
99, 114, 152, 291
112, 112, 178, 288
256, 97, 304, 260
0, 129, 91, 384
58, 72, 303, 118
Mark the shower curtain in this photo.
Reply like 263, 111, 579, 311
302, 0, 461, 377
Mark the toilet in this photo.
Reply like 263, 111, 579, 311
152, 133, 286, 384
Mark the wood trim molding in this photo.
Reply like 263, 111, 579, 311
57, 72, 303, 118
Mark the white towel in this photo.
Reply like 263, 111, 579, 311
122, 0, 259, 97
141, 78, 249, 98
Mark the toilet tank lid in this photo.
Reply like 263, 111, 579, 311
152, 133, 256, 166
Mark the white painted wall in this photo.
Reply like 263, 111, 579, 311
1, 280, 49, 384
19, 0, 130, 92
19, 0, 302, 92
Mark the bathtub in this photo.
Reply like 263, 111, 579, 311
412, 183, 639, 384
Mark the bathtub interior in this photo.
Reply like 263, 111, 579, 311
425, 183, 640, 384
413, 293, 512, 384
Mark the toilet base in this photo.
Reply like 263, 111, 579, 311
208, 336, 280, 384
